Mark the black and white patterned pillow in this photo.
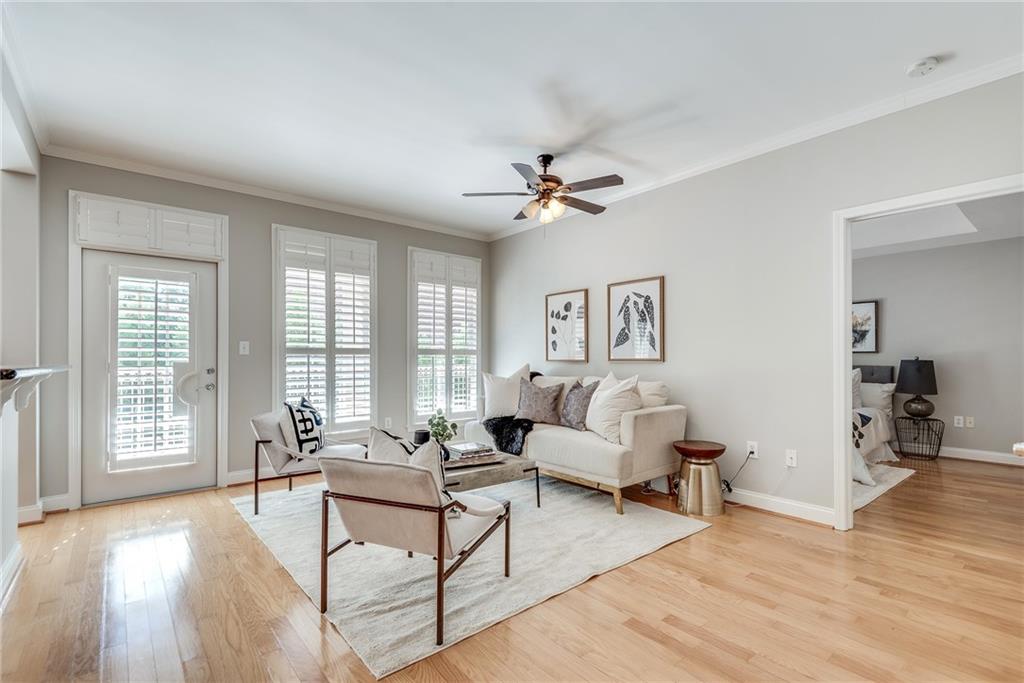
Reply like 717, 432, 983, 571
279, 397, 324, 455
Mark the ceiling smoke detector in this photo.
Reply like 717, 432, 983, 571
906, 57, 939, 78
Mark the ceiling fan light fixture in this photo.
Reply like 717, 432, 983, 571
549, 196, 567, 218
538, 200, 555, 224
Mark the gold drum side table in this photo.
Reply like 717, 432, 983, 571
673, 440, 726, 516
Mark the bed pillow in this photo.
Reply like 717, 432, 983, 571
516, 377, 562, 424
279, 397, 324, 455
585, 372, 643, 444
560, 380, 600, 431
531, 375, 580, 413
482, 364, 530, 418
851, 369, 863, 409
851, 450, 876, 486
861, 382, 896, 420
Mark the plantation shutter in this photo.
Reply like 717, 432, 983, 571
410, 249, 480, 423
278, 228, 375, 434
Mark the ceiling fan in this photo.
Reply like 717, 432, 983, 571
462, 154, 623, 223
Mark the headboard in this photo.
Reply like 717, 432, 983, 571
855, 365, 893, 384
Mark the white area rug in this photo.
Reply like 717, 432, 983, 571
232, 477, 709, 678
854, 464, 915, 510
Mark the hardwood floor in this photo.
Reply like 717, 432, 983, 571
3, 457, 1021, 681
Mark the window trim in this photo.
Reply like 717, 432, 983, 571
406, 246, 483, 430
272, 224, 378, 440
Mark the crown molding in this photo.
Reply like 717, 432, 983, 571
490, 54, 1024, 242
42, 145, 489, 241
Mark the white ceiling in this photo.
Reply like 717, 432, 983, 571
5, 2, 1023, 239
852, 192, 1024, 258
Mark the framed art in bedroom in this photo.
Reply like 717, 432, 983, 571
607, 276, 664, 362
852, 299, 879, 353
545, 288, 588, 362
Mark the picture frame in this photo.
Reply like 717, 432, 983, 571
607, 276, 665, 362
852, 299, 879, 353
545, 289, 589, 362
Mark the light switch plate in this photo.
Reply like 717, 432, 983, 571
965, 416, 975, 428
785, 449, 798, 467
239, 341, 250, 356
953, 415, 964, 428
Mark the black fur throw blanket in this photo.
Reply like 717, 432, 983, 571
482, 416, 535, 455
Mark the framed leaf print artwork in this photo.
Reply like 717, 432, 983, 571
851, 300, 879, 353
607, 276, 665, 361
546, 289, 588, 362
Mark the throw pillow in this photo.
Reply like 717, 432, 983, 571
861, 382, 896, 420
368, 426, 415, 463
585, 372, 642, 444
407, 439, 451, 501
515, 377, 561, 424
637, 380, 670, 408
482, 363, 530, 418
560, 380, 600, 430
531, 375, 580, 413
851, 369, 863, 409
279, 397, 324, 455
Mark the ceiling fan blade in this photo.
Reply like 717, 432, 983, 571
521, 199, 540, 219
462, 192, 533, 197
559, 174, 624, 193
513, 211, 527, 220
559, 195, 606, 215
511, 162, 543, 188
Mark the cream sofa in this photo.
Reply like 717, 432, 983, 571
465, 375, 686, 514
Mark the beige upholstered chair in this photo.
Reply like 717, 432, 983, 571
319, 456, 510, 645
250, 410, 366, 515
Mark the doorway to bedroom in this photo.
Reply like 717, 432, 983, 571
832, 175, 1024, 531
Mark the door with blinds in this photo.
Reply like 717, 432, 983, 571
81, 250, 218, 505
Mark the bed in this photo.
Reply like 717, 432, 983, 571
851, 365, 899, 486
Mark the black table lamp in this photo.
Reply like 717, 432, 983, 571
895, 357, 938, 418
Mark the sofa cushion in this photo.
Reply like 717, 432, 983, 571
532, 374, 580, 413
516, 377, 561, 424
586, 373, 642, 444
560, 380, 600, 430
483, 364, 530, 418
584, 374, 668, 408
528, 424, 633, 481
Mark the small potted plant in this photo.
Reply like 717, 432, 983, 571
427, 409, 458, 461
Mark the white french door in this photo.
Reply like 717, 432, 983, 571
82, 250, 217, 505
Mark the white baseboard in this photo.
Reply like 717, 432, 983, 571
1, 542, 25, 610
17, 503, 43, 525
725, 487, 835, 526
41, 493, 72, 512
939, 447, 1022, 467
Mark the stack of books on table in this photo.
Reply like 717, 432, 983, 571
445, 442, 502, 468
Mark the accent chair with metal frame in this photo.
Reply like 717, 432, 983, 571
250, 409, 367, 515
319, 456, 511, 645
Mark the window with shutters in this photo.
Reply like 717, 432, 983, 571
409, 248, 481, 425
274, 226, 376, 435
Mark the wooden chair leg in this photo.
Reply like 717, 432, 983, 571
288, 476, 293, 491
407, 550, 413, 558
612, 488, 624, 515
436, 508, 446, 646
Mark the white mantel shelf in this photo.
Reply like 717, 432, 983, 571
0, 365, 69, 412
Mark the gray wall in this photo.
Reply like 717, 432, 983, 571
489, 75, 1023, 509
39, 156, 488, 498
853, 237, 1023, 453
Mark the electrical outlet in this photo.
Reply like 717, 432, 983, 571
384, 417, 393, 428
746, 441, 759, 459
238, 340, 250, 355
785, 449, 798, 467
965, 416, 975, 428
953, 415, 964, 428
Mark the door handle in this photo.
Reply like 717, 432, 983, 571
175, 369, 200, 407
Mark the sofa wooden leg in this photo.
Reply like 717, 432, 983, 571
612, 488, 624, 515
665, 474, 674, 495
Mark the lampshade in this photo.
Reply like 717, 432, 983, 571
895, 358, 937, 396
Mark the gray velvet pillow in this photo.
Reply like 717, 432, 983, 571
560, 381, 600, 430
515, 377, 561, 424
